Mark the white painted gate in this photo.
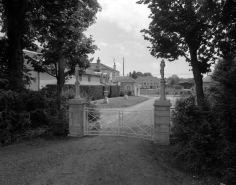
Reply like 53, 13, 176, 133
84, 107, 154, 140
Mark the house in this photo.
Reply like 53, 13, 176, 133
203, 75, 213, 91
23, 49, 42, 91
136, 76, 159, 89
178, 81, 194, 89
23, 52, 120, 89
115, 76, 141, 96
65, 58, 120, 86
90, 58, 120, 84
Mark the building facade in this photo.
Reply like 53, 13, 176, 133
203, 75, 213, 91
115, 76, 140, 96
136, 76, 159, 89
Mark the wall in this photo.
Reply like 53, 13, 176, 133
120, 82, 134, 92
136, 77, 159, 89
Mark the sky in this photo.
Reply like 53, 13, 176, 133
85, 0, 194, 78
0, 0, 194, 79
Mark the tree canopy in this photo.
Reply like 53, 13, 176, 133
137, 0, 219, 105
0, 0, 101, 95
129, 71, 153, 79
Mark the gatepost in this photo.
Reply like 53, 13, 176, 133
68, 64, 86, 137
153, 59, 171, 145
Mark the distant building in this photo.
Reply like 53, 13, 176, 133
203, 75, 213, 91
23, 49, 42, 91
136, 76, 159, 89
23, 51, 120, 90
115, 76, 140, 96
178, 81, 194, 89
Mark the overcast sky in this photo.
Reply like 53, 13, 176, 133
85, 0, 193, 78
0, 0, 195, 78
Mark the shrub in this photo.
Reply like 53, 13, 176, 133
120, 90, 124, 97
0, 90, 68, 146
172, 96, 222, 173
208, 58, 236, 182
127, 90, 132, 96
109, 85, 120, 98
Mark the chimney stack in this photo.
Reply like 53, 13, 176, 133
113, 62, 116, 70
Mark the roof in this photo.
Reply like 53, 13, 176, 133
178, 81, 194, 84
136, 76, 159, 80
203, 75, 213, 83
90, 63, 119, 73
115, 76, 139, 83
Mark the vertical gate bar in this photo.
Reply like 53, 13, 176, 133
86, 107, 88, 135
122, 111, 124, 134
118, 111, 120, 136
83, 107, 86, 135
150, 110, 151, 140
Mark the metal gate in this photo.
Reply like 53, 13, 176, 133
84, 107, 154, 140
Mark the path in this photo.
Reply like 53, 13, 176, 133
0, 137, 201, 185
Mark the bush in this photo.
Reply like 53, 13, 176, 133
208, 58, 236, 182
109, 85, 120, 98
172, 96, 222, 173
0, 90, 68, 146
127, 90, 132, 96
119, 90, 125, 97
45, 84, 121, 100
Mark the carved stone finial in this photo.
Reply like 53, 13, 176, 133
160, 59, 165, 80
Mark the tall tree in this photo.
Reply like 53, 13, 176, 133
131, 71, 138, 79
167, 74, 180, 85
143, 72, 153, 77
0, 0, 39, 90
31, 0, 101, 97
213, 0, 236, 58
137, 0, 218, 105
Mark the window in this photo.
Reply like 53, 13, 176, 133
127, 86, 131, 91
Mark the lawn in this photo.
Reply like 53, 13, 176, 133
93, 96, 149, 109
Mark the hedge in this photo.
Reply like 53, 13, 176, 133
45, 84, 120, 100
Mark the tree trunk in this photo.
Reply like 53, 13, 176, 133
189, 47, 204, 106
56, 54, 66, 108
5, 0, 28, 91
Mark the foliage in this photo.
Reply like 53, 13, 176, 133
109, 85, 121, 98
137, 0, 220, 105
167, 75, 180, 86
28, 0, 101, 97
172, 58, 236, 182
172, 96, 222, 173
44, 84, 121, 101
0, 0, 39, 90
208, 58, 236, 182
130, 71, 153, 79
0, 89, 68, 146
212, 0, 236, 58
119, 90, 125, 97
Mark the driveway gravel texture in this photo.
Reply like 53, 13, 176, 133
1, 137, 213, 185
0, 96, 217, 185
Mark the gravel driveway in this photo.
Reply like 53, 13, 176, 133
1, 96, 198, 185
0, 137, 204, 185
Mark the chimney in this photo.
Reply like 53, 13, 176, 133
97, 57, 101, 72
113, 62, 116, 70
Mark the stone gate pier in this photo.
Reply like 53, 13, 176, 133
68, 64, 86, 137
153, 59, 171, 145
